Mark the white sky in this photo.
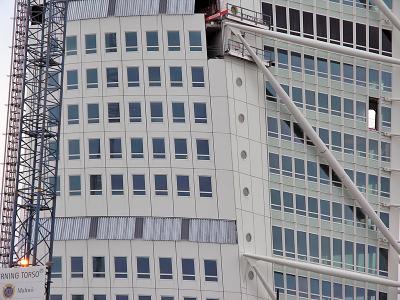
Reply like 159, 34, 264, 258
0, 1, 15, 181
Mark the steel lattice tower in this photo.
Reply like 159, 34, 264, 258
0, 0, 67, 298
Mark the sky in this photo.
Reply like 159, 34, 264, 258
0, 1, 15, 179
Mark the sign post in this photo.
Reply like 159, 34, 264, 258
0, 266, 46, 299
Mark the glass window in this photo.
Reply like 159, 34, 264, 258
356, 100, 366, 122
331, 131, 342, 152
343, 20, 353, 47
137, 257, 150, 278
303, 11, 314, 38
152, 138, 165, 159
309, 233, 319, 262
296, 194, 306, 215
282, 156, 292, 177
267, 117, 278, 138
344, 98, 354, 119
66, 36, 77, 55
90, 175, 102, 195
356, 66, 366, 86
294, 158, 305, 180
307, 161, 317, 182
87, 103, 99, 124
280, 119, 291, 141
269, 153, 280, 174
305, 89, 316, 110
369, 26, 379, 53
356, 171, 366, 192
127, 67, 139, 87
270, 189, 281, 211
291, 52, 301, 72
276, 5, 287, 33
89, 138, 101, 159
167, 31, 180, 51
93, 257, 105, 278
125, 31, 138, 52
93, 296, 106, 300
286, 273, 296, 295
330, 17, 340, 44
343, 63, 353, 84
106, 67, 119, 88
379, 248, 388, 276
199, 176, 212, 197
345, 241, 354, 270
129, 102, 141, 122
69, 175, 81, 196
321, 236, 331, 264
285, 228, 295, 258
72, 295, 84, 300
272, 226, 283, 255
154, 174, 168, 196
68, 105, 79, 125
109, 138, 122, 159
191, 67, 205, 87
177, 175, 190, 196
277, 49, 288, 69
85, 34, 96, 54
369, 68, 379, 90
331, 60, 341, 81
322, 281, 331, 299
52, 256, 62, 278
67, 70, 78, 90
139, 297, 151, 300
68, 139, 80, 160
111, 175, 124, 195
381, 177, 390, 198
318, 93, 328, 113
194, 103, 207, 123
132, 175, 146, 195
368, 245, 377, 274
172, 102, 185, 123
105, 33, 117, 53
292, 87, 303, 108
274, 272, 284, 294
356, 243, 366, 272
289, 8, 300, 35
320, 199, 330, 221
174, 138, 187, 159
356, 136, 366, 158
114, 256, 128, 278
204, 260, 217, 281
381, 106, 391, 128
297, 231, 307, 260
333, 283, 343, 299
108, 103, 120, 123
170, 66, 183, 87
159, 257, 173, 279
86, 68, 98, 88
283, 191, 293, 213
148, 67, 161, 86
369, 139, 378, 160
182, 258, 195, 280
310, 278, 320, 299
333, 238, 342, 267
71, 256, 83, 278
196, 139, 210, 160
317, 58, 328, 78
381, 141, 390, 162
308, 197, 318, 218
316, 14, 327, 41
382, 71, 392, 92
146, 31, 159, 51
189, 31, 202, 51
304, 55, 315, 75
131, 138, 144, 159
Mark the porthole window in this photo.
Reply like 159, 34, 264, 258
236, 77, 243, 86
238, 114, 245, 123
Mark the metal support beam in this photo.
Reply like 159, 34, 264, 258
225, 22, 400, 65
244, 254, 400, 287
248, 262, 277, 300
229, 27, 400, 256
369, 0, 400, 32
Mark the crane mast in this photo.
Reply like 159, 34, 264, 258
0, 0, 67, 298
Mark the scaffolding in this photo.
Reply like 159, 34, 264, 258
0, 0, 68, 299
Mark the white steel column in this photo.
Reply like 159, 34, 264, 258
244, 254, 400, 287
225, 22, 400, 66
229, 27, 400, 256
369, 0, 400, 32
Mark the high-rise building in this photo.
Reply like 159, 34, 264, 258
49, 0, 398, 299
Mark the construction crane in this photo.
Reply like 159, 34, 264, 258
0, 0, 68, 298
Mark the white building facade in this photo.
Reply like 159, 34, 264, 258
49, 0, 400, 299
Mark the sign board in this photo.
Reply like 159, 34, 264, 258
0, 266, 46, 299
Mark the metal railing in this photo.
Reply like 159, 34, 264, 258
225, 39, 274, 64
226, 3, 271, 28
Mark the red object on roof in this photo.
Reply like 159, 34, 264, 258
205, 9, 228, 22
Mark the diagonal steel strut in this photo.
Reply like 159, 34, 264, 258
229, 27, 400, 256
369, 0, 400, 32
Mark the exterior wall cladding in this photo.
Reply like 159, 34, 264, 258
50, 0, 400, 299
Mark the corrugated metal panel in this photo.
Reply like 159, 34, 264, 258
67, 0, 109, 21
115, 0, 160, 17
166, 0, 195, 15
48, 217, 236, 243
143, 217, 181, 241
189, 219, 237, 244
